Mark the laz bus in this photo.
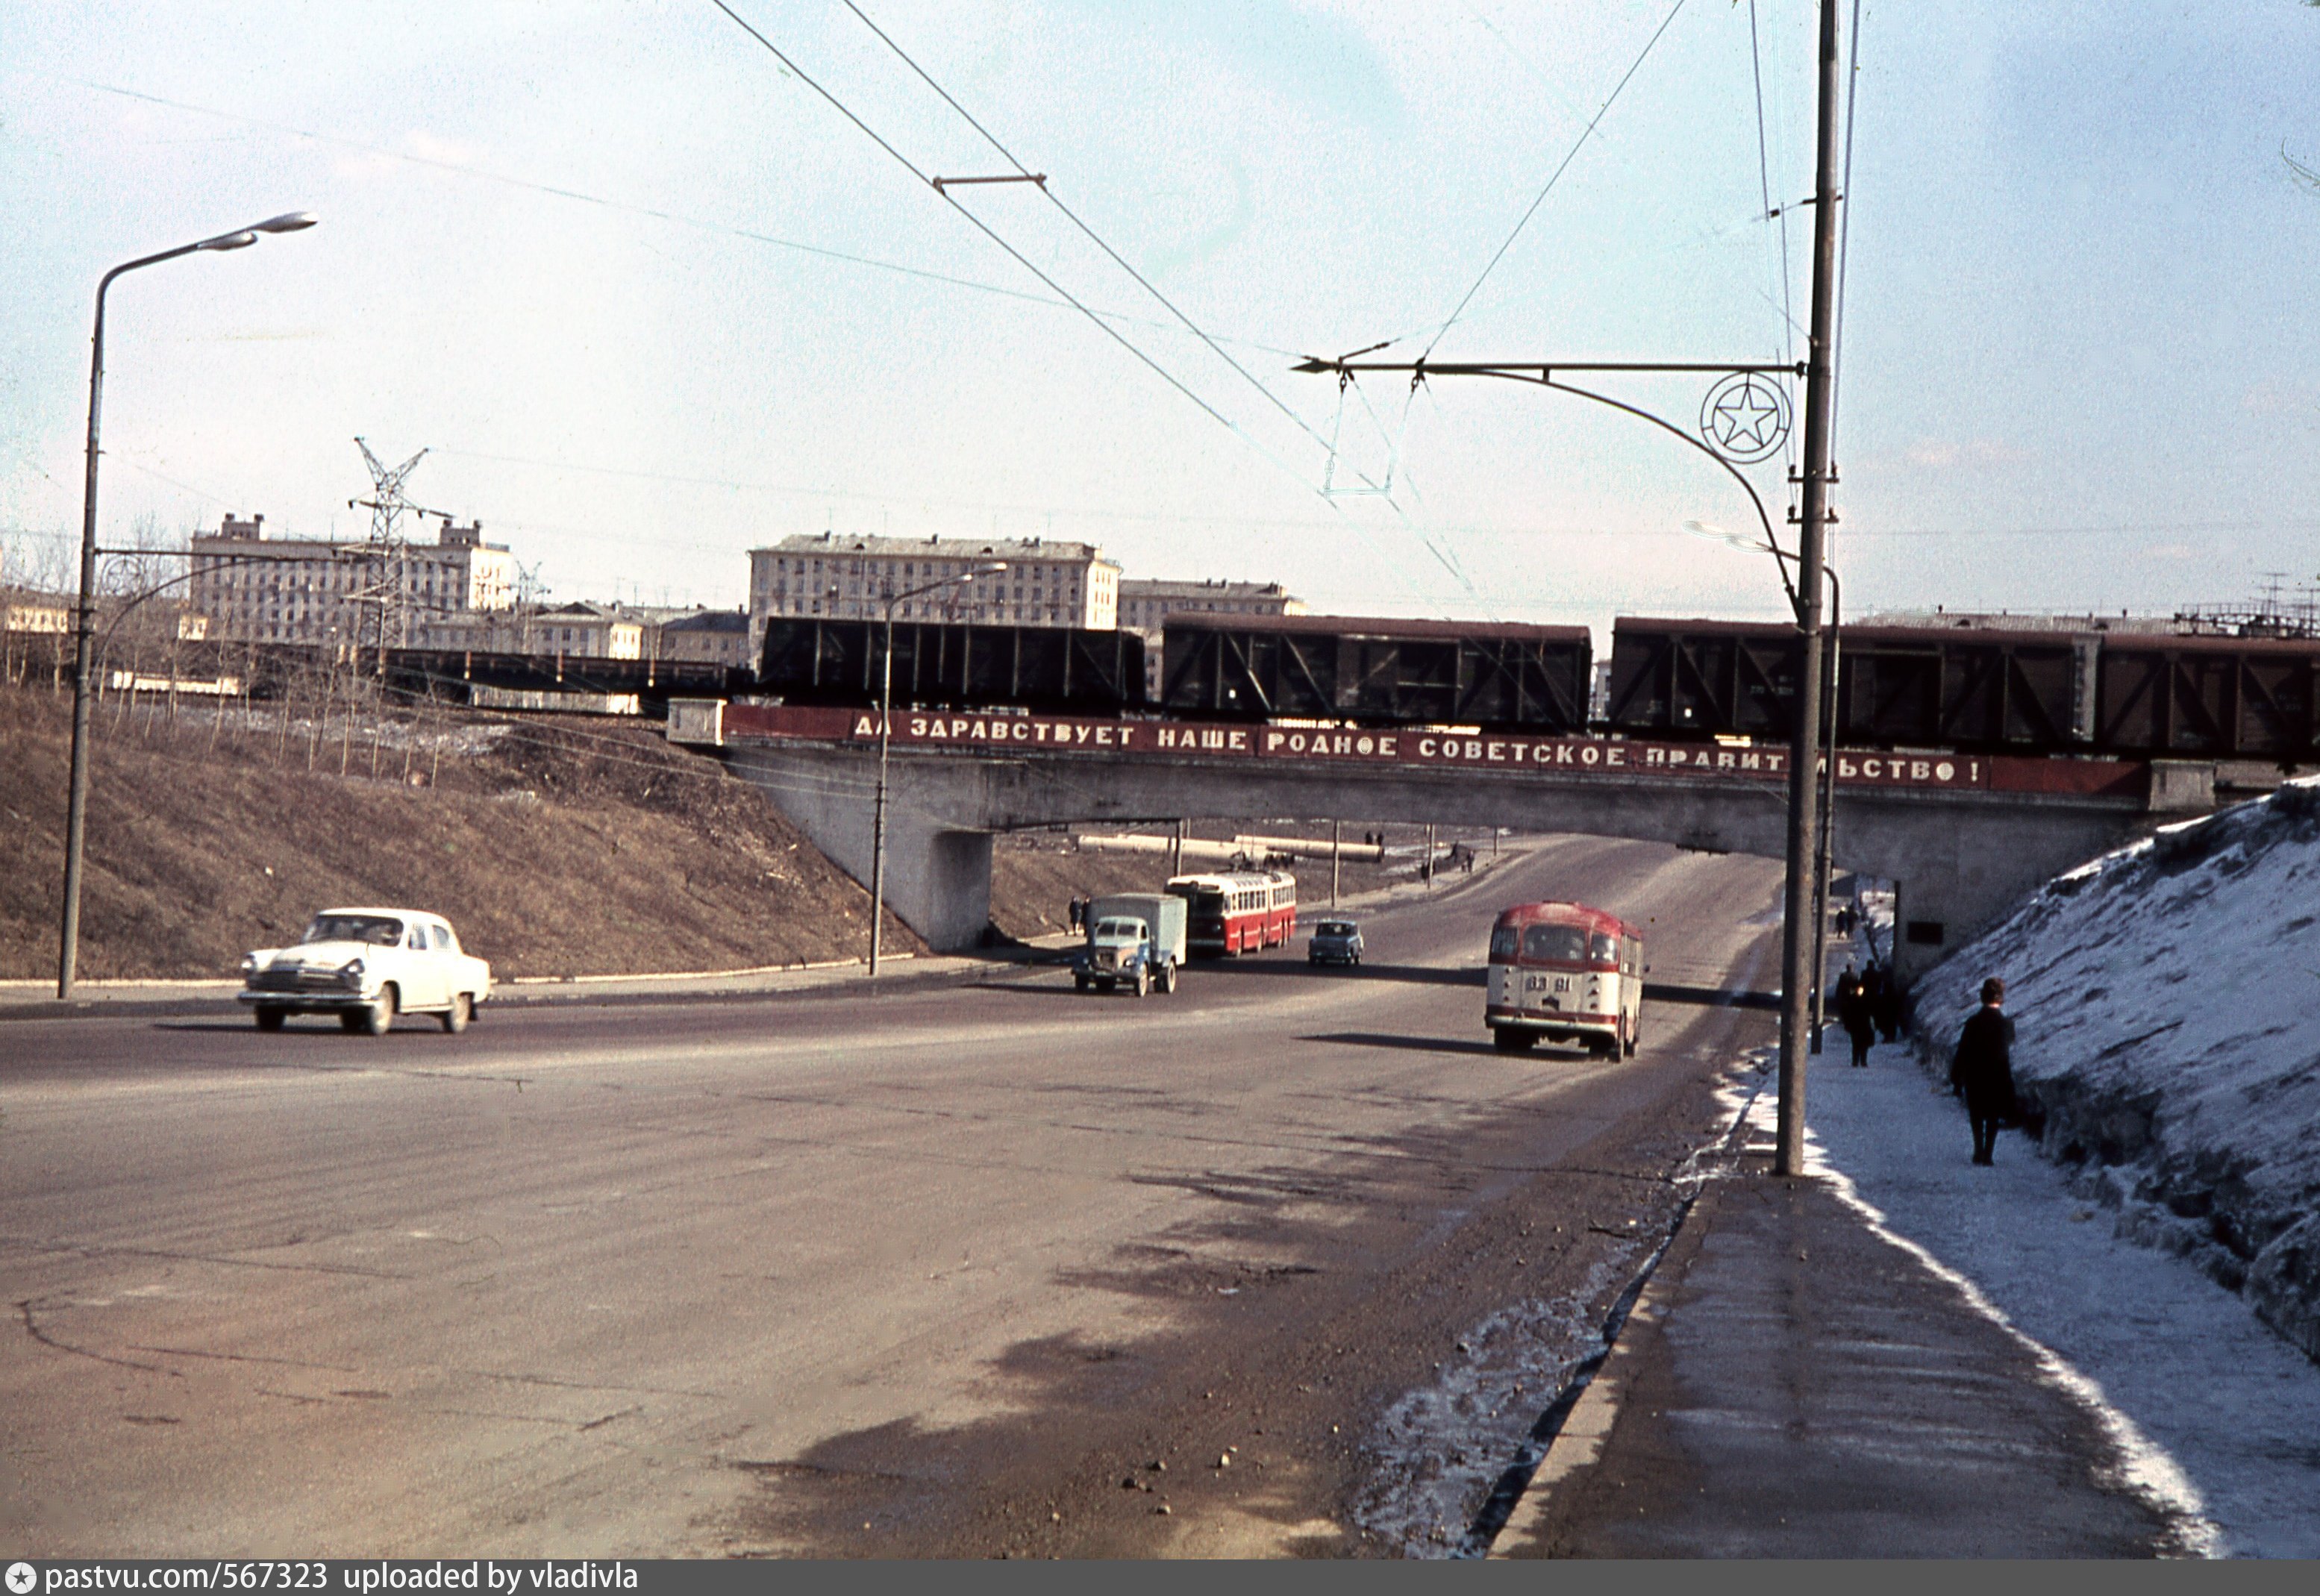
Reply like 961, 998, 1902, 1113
1485, 901, 1643, 1057
1165, 870, 1298, 956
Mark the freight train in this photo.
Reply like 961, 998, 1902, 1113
748, 610, 2319, 766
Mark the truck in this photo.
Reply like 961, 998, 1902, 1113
1072, 892, 1187, 997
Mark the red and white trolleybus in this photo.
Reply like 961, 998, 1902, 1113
1485, 901, 1644, 1057
1166, 870, 1298, 956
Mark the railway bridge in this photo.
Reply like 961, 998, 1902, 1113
674, 701, 2224, 983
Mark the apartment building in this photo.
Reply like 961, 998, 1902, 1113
416, 600, 642, 659
747, 533, 1120, 657
188, 513, 516, 646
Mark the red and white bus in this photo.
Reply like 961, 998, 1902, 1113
1166, 870, 1298, 956
1485, 901, 1644, 1057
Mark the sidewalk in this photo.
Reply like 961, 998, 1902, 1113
1488, 1060, 2198, 1559
0, 933, 1085, 1022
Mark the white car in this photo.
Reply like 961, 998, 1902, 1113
239, 907, 493, 1035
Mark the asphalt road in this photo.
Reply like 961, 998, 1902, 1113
1, 836, 1785, 1557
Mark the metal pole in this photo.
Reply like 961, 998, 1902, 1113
56, 274, 115, 998
869, 604, 895, 976
1775, 0, 1845, 1176
54, 214, 316, 1000
1808, 576, 1842, 1052
1331, 818, 1342, 907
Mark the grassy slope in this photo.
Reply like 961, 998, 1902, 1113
1, 689, 922, 980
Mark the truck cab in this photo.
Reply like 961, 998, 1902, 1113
1072, 892, 1186, 997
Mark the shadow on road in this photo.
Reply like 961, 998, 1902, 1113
1299, 1030, 1509, 1060
1190, 959, 1486, 989
1642, 983, 1780, 1011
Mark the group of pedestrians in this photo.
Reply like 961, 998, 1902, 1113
1065, 895, 1092, 933
1832, 960, 1901, 1067
1833, 954, 2022, 1167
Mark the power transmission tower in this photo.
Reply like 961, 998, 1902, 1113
347, 436, 427, 675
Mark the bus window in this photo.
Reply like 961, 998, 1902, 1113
1522, 925, 1587, 963
1489, 925, 1519, 961
1589, 932, 1619, 965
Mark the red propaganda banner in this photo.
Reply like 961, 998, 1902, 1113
716, 704, 2144, 794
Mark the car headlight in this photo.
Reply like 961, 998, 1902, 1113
240, 954, 259, 977
338, 957, 366, 989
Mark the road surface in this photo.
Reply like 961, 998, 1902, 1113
1, 836, 1784, 1556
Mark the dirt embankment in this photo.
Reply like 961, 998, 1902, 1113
0, 687, 922, 980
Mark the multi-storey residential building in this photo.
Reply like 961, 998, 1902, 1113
416, 600, 641, 659
1116, 577, 1305, 697
746, 533, 1121, 657
650, 607, 753, 667
188, 513, 516, 646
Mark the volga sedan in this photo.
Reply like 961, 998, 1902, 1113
239, 907, 493, 1035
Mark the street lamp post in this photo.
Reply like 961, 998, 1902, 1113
56, 213, 318, 999
1683, 522, 1843, 1051
867, 562, 1007, 975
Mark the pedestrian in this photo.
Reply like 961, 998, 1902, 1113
1837, 966, 1875, 1068
1066, 897, 1081, 933
1872, 963, 1903, 1042
1950, 977, 2019, 1166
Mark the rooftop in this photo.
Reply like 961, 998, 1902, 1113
754, 532, 1110, 563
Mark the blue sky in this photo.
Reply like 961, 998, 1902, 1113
1, 1, 2314, 633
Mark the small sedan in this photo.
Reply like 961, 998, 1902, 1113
239, 907, 493, 1035
1307, 918, 1364, 966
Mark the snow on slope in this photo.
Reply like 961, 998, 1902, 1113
1909, 776, 2320, 1362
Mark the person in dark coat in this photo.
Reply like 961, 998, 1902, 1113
1950, 977, 2018, 1165
1871, 962, 1903, 1042
1836, 965, 1876, 1067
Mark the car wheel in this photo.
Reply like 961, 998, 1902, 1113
360, 985, 397, 1036
254, 1007, 285, 1033
441, 992, 472, 1034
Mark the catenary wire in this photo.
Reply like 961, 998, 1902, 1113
1421, 0, 1692, 359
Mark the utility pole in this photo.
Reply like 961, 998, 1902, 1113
1775, 0, 1846, 1177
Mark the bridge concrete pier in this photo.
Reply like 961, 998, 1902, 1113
725, 738, 2201, 984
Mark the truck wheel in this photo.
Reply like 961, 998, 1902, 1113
254, 1007, 285, 1033
1133, 966, 1150, 998
1097, 978, 1116, 993
360, 985, 397, 1036
441, 993, 472, 1034
1075, 972, 1091, 992
1159, 961, 1177, 994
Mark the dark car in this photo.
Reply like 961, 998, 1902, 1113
1307, 918, 1364, 966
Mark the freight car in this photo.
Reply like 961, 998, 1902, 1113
2094, 634, 2318, 762
1160, 613, 1592, 732
757, 617, 1145, 715
1605, 616, 2320, 763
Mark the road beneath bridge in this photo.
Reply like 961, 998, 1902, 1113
8, 836, 1813, 1556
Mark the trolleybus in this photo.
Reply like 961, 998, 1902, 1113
1165, 869, 1298, 956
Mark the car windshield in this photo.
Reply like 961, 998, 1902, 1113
1093, 919, 1142, 939
302, 914, 404, 947
1315, 922, 1355, 936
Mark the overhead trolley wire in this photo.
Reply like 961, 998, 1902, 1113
704, 0, 1337, 513
1421, 0, 1692, 359
837, 1, 1346, 467
707, 1, 1469, 623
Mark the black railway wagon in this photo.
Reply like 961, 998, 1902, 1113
1606, 618, 2090, 751
2095, 635, 2319, 762
758, 617, 1145, 714
1160, 613, 1592, 731
380, 648, 745, 709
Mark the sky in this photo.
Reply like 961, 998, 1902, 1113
1, 1, 2316, 636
